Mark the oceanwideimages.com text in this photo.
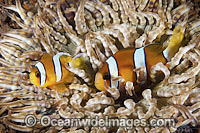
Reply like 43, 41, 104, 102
25, 114, 176, 129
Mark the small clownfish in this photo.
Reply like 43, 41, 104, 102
30, 52, 84, 92
95, 23, 186, 93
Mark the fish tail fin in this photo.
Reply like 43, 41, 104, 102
60, 53, 88, 70
60, 55, 72, 64
69, 53, 88, 70
71, 56, 86, 69
163, 22, 186, 60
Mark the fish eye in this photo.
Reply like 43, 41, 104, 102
35, 71, 40, 78
103, 72, 110, 80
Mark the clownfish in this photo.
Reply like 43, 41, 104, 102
30, 52, 85, 92
95, 23, 186, 93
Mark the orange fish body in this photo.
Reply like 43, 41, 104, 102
95, 23, 186, 93
30, 53, 74, 91
95, 45, 167, 92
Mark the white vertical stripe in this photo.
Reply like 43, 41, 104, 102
106, 56, 119, 88
68, 62, 72, 67
53, 53, 71, 82
134, 47, 147, 76
53, 54, 63, 82
35, 62, 46, 86
163, 48, 169, 61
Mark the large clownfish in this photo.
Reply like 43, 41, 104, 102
30, 53, 85, 92
95, 23, 186, 94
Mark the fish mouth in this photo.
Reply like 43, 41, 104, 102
22, 71, 30, 74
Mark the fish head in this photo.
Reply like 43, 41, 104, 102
95, 64, 110, 91
29, 67, 41, 87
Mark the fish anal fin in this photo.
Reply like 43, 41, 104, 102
49, 83, 67, 92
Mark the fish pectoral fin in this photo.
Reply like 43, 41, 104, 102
49, 83, 67, 92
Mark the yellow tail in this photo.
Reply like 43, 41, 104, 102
163, 22, 186, 60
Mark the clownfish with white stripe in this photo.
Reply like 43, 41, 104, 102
95, 23, 186, 95
30, 52, 85, 92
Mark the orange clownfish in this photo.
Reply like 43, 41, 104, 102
95, 23, 186, 93
30, 52, 83, 91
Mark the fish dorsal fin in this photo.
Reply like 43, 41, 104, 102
145, 43, 163, 53
41, 53, 52, 60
